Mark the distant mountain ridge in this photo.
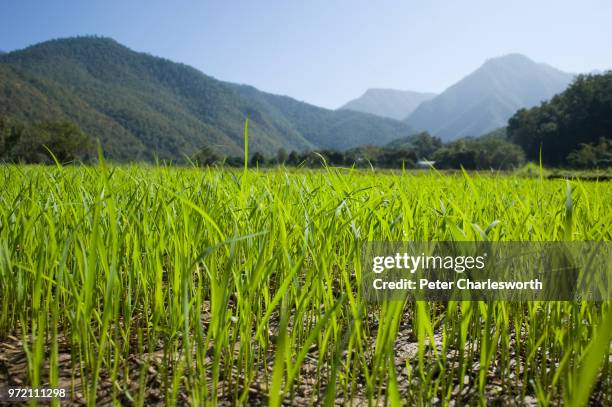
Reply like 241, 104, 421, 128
230, 84, 412, 150
339, 88, 436, 120
404, 54, 574, 141
0, 37, 414, 161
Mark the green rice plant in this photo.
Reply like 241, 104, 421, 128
0, 157, 610, 405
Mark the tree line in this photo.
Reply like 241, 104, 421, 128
193, 131, 526, 170
0, 117, 94, 163
2, 73, 610, 169
508, 72, 612, 168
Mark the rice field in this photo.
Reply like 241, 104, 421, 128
0, 163, 611, 406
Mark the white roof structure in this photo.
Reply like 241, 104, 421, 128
417, 160, 435, 168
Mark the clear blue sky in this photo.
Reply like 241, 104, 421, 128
2, 1, 611, 108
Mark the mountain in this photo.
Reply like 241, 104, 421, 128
231, 84, 413, 150
339, 89, 436, 120
0, 37, 414, 161
405, 54, 574, 141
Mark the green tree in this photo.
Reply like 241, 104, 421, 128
287, 151, 300, 166
41, 121, 94, 162
250, 152, 266, 167
193, 146, 220, 166
408, 132, 442, 159
433, 136, 524, 170
507, 72, 612, 166
567, 138, 612, 168
0, 119, 93, 163
276, 148, 288, 165
376, 149, 417, 168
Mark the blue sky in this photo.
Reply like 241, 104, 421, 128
2, 1, 611, 108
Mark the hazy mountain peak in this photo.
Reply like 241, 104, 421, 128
481, 54, 572, 77
339, 88, 436, 120
483, 53, 534, 65
405, 54, 574, 141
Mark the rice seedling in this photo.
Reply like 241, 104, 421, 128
0, 162, 610, 405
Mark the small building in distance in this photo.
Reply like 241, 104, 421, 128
417, 160, 435, 169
